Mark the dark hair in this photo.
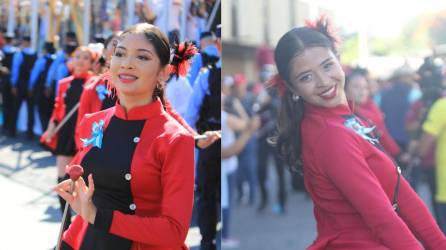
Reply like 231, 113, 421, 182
104, 31, 122, 49
270, 18, 340, 173
118, 23, 196, 107
417, 56, 444, 106
345, 71, 366, 90
44, 42, 56, 54
119, 24, 171, 107
64, 41, 78, 55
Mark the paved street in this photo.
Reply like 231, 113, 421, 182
0, 134, 202, 250
226, 163, 436, 250
0, 133, 436, 250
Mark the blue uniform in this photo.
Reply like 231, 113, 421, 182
45, 51, 68, 89
10, 47, 36, 88
185, 60, 221, 130
187, 45, 219, 86
0, 45, 17, 134
28, 54, 56, 90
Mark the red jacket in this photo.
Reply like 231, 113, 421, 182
63, 99, 195, 250
76, 75, 105, 129
40, 73, 93, 150
301, 102, 446, 250
352, 98, 401, 157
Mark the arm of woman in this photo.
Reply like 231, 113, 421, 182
226, 112, 247, 132
164, 97, 197, 135
222, 116, 259, 159
396, 178, 446, 249
316, 128, 422, 250
93, 133, 195, 247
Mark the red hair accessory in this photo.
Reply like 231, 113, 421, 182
304, 15, 341, 50
266, 73, 287, 96
169, 41, 198, 78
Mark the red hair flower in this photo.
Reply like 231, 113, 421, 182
266, 73, 287, 96
169, 41, 198, 78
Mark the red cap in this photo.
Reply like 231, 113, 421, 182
234, 73, 246, 86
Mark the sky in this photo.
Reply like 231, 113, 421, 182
319, 0, 446, 38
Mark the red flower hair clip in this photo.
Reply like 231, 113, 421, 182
304, 14, 341, 50
266, 73, 287, 96
169, 41, 198, 78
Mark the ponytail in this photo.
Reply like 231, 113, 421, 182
270, 91, 305, 173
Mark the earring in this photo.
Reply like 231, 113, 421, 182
292, 94, 300, 101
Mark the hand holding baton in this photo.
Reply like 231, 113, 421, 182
55, 165, 84, 250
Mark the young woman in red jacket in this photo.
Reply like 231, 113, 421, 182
76, 33, 121, 128
269, 17, 446, 249
345, 72, 401, 158
42, 46, 95, 230
77, 32, 196, 138
54, 23, 201, 250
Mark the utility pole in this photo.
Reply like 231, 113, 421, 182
31, 0, 39, 50
83, 0, 91, 45
7, 0, 16, 37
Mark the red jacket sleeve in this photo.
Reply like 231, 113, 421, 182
397, 178, 446, 249
315, 128, 421, 250
93, 133, 195, 247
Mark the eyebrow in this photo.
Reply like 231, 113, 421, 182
295, 57, 333, 79
137, 48, 154, 55
116, 46, 153, 55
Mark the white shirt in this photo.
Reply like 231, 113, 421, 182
221, 111, 237, 209
165, 76, 193, 117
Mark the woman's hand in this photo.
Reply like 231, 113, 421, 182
43, 121, 56, 142
54, 174, 97, 224
196, 130, 221, 149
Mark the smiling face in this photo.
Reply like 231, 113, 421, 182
346, 74, 370, 104
73, 48, 93, 75
110, 33, 167, 102
288, 47, 347, 108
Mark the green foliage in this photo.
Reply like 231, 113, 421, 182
340, 32, 359, 65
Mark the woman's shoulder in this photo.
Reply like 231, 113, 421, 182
58, 75, 75, 85
158, 111, 194, 141
303, 113, 346, 135
77, 108, 114, 133
84, 75, 104, 91
303, 114, 361, 147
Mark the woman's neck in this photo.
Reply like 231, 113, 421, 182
119, 93, 153, 114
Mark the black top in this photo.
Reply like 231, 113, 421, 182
54, 78, 86, 156
78, 116, 145, 250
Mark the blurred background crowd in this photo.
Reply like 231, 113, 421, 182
222, 0, 446, 249
0, 1, 221, 250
